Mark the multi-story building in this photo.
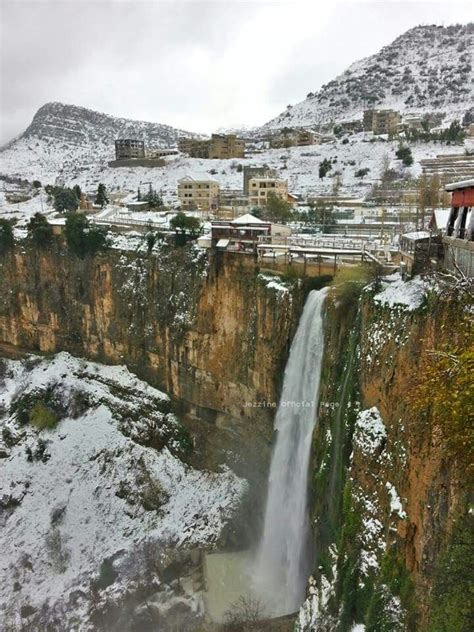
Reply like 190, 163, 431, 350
269, 129, 320, 148
243, 166, 277, 194
372, 110, 401, 135
114, 139, 145, 160
247, 176, 288, 207
363, 109, 375, 132
178, 138, 212, 158
178, 134, 245, 159
363, 109, 401, 135
209, 134, 245, 159
177, 176, 220, 213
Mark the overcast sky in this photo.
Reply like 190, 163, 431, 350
0, 0, 472, 144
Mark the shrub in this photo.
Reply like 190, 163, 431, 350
97, 559, 118, 589
10, 387, 65, 428
355, 168, 370, 178
395, 146, 413, 167
319, 158, 332, 178
29, 402, 58, 430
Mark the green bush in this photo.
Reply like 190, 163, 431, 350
395, 146, 413, 167
10, 387, 65, 429
29, 402, 58, 430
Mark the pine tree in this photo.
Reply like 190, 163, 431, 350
95, 183, 109, 208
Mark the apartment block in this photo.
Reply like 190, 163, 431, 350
247, 176, 288, 207
269, 129, 320, 148
177, 176, 220, 212
178, 134, 245, 159
364, 109, 401, 135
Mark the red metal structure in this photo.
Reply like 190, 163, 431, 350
445, 179, 474, 241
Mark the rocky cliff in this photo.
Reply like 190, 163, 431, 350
0, 243, 305, 480
299, 275, 473, 631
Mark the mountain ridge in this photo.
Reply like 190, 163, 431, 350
21, 101, 200, 147
262, 22, 474, 130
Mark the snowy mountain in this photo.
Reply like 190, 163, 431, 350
264, 23, 474, 130
0, 102, 200, 187
23, 101, 196, 147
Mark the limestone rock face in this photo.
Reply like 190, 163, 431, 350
0, 245, 303, 475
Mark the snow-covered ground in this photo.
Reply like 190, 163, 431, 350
1, 133, 472, 216
0, 352, 247, 629
373, 273, 437, 311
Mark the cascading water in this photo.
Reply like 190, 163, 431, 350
253, 288, 327, 616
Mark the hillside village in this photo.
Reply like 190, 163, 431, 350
1, 92, 473, 278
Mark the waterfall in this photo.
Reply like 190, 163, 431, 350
253, 288, 327, 616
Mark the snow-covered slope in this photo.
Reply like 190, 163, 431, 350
0, 352, 246, 629
265, 23, 474, 129
0, 102, 200, 185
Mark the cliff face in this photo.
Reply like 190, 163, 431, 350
0, 244, 303, 477
300, 278, 472, 632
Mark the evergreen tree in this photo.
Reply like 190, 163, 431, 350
143, 184, 163, 209
72, 184, 82, 201
95, 183, 109, 208
319, 158, 332, 178
395, 146, 413, 167
65, 214, 109, 257
27, 213, 53, 247
170, 212, 201, 235
54, 188, 79, 213
0, 219, 14, 253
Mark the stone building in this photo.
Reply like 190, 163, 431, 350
247, 176, 288, 207
178, 134, 245, 159
177, 176, 220, 213
114, 139, 145, 160
363, 109, 401, 135
243, 166, 277, 195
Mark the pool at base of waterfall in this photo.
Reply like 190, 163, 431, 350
203, 550, 300, 623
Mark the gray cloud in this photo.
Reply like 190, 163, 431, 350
1, 0, 473, 144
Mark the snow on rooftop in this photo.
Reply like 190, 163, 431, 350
232, 213, 265, 224
445, 178, 474, 191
